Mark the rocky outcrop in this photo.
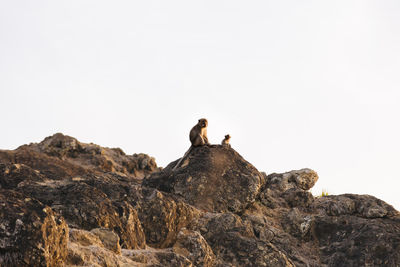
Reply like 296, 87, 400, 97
143, 145, 264, 213
313, 194, 400, 266
173, 228, 217, 267
133, 187, 201, 249
15, 176, 147, 250
0, 189, 68, 267
0, 133, 159, 179
1, 133, 399, 267
194, 212, 295, 267
67, 228, 137, 266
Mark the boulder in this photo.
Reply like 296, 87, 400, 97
265, 169, 318, 192
259, 169, 318, 209
143, 145, 264, 213
173, 228, 216, 267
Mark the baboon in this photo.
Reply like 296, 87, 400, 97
190, 118, 209, 146
221, 134, 231, 146
173, 118, 209, 170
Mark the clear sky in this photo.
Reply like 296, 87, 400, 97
1, 1, 399, 209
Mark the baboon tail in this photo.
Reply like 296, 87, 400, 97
172, 146, 193, 171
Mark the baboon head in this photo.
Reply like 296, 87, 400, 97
198, 118, 208, 128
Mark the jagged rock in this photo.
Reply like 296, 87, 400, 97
91, 228, 121, 254
193, 212, 294, 267
67, 228, 148, 266
259, 169, 318, 210
312, 194, 400, 266
1, 134, 150, 252
134, 187, 201, 248
173, 228, 217, 267
67, 229, 194, 267
281, 208, 313, 240
38, 133, 81, 156
0, 189, 68, 267
17, 179, 146, 250
266, 169, 318, 192
314, 194, 398, 218
282, 188, 314, 208
0, 146, 88, 180
123, 249, 193, 267
143, 145, 264, 213
1, 134, 400, 267
0, 163, 46, 189
5, 133, 159, 179
256, 169, 330, 266
242, 214, 275, 242
69, 228, 104, 248
67, 238, 137, 267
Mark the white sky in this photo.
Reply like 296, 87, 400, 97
1, 1, 399, 209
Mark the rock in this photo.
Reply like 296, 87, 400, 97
135, 187, 201, 248
312, 194, 400, 266
290, 169, 318, 190
0, 163, 46, 189
313, 212, 400, 266
266, 168, 318, 192
91, 228, 121, 254
259, 169, 318, 211
143, 145, 264, 213
6, 133, 160, 179
38, 133, 81, 156
281, 208, 313, 240
282, 188, 314, 208
242, 214, 275, 242
67, 230, 194, 267
0, 146, 88, 180
173, 228, 216, 267
69, 228, 104, 248
314, 194, 398, 218
17, 179, 146, 250
67, 234, 137, 267
150, 251, 193, 267
123, 249, 193, 267
1, 134, 400, 267
0, 189, 68, 267
195, 212, 294, 267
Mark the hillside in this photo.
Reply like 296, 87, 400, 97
0, 133, 399, 266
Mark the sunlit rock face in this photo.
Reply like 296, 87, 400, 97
0, 190, 68, 267
1, 133, 399, 267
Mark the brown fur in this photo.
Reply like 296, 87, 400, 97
190, 118, 210, 146
173, 118, 209, 170
221, 134, 231, 146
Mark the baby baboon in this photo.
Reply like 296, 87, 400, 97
221, 134, 231, 146
173, 118, 210, 170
